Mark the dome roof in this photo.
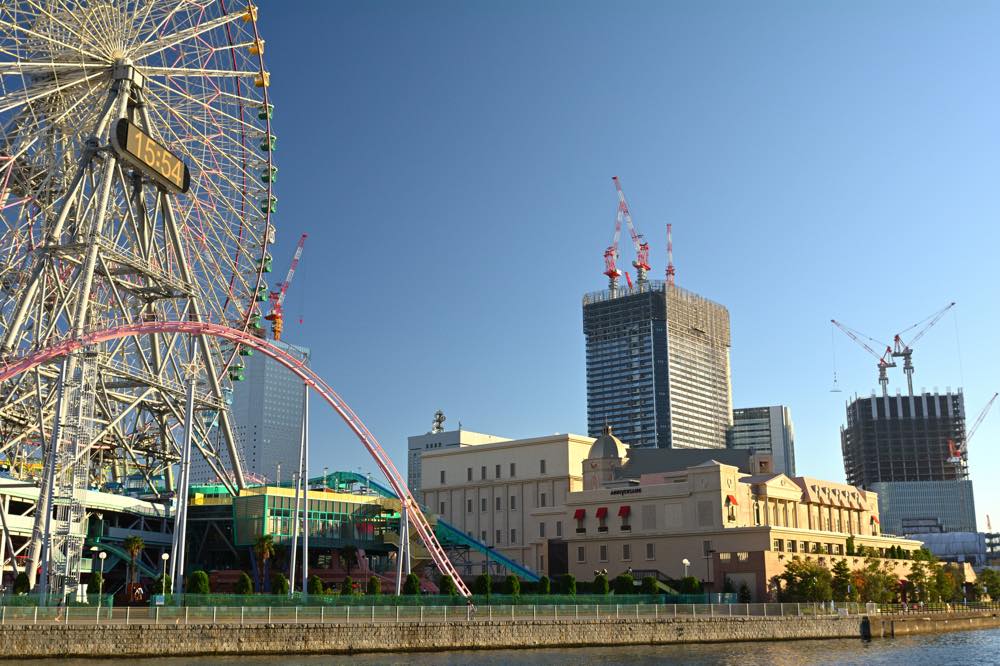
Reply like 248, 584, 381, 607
588, 424, 627, 459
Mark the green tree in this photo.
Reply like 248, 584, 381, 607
561, 574, 576, 596
308, 575, 325, 595
234, 571, 253, 595
776, 558, 833, 602
906, 560, 931, 603
831, 559, 852, 602
538, 575, 551, 595
438, 574, 458, 596
89, 571, 103, 596
341, 576, 355, 596
339, 545, 359, 577
738, 582, 752, 603
122, 535, 144, 587
845, 536, 856, 556
13, 571, 29, 594
402, 573, 421, 595
855, 558, 898, 603
679, 576, 702, 595
271, 572, 289, 595
505, 574, 521, 598
593, 573, 610, 595
186, 570, 210, 594
253, 535, 275, 592
472, 573, 492, 597
978, 568, 1000, 601
155, 573, 171, 596
612, 573, 634, 595
367, 576, 381, 596
641, 576, 659, 595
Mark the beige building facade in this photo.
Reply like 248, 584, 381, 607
420, 433, 595, 575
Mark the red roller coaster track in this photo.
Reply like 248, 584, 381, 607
0, 320, 471, 598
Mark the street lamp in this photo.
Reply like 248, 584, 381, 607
160, 552, 170, 596
97, 552, 106, 609
682, 558, 690, 578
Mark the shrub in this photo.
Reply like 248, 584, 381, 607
679, 576, 702, 594
641, 576, 658, 595
341, 576, 355, 596
538, 575, 551, 595
13, 572, 29, 595
308, 575, 324, 595
472, 573, 492, 596
186, 570, 210, 594
439, 574, 458, 596
560, 574, 576, 596
738, 582, 752, 603
846, 536, 856, 556
612, 573, 634, 595
234, 572, 253, 595
367, 576, 381, 595
89, 571, 103, 594
271, 572, 289, 595
505, 575, 521, 598
403, 573, 421, 595
593, 573, 609, 595
155, 573, 171, 595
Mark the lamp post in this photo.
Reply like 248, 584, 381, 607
160, 552, 170, 596
682, 558, 690, 579
97, 552, 106, 609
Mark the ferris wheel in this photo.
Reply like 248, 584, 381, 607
0, 0, 276, 598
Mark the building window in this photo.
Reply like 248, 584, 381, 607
440, 502, 446, 514
540, 459, 546, 474
556, 521, 562, 537
440, 470, 446, 484
481, 466, 486, 480
789, 541, 797, 553
467, 467, 473, 482
623, 544, 631, 561
753, 501, 761, 526
540, 555, 544, 570
467, 499, 473, 513
510, 528, 517, 543
510, 463, 516, 478
773, 539, 783, 552
495, 464, 501, 479
645, 543, 655, 560
577, 546, 585, 563
496, 529, 502, 544
619, 505, 631, 531
539, 522, 546, 538
599, 545, 608, 562
495, 497, 502, 511
510, 495, 517, 510
481, 498, 487, 512
481, 530, 486, 542
540, 493, 547, 507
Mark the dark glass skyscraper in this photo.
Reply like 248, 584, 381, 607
582, 281, 732, 449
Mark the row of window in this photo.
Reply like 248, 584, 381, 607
440, 459, 549, 485
481, 528, 518, 545
576, 542, 656, 563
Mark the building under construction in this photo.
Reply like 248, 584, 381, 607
840, 391, 977, 535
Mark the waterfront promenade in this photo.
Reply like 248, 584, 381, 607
0, 603, 997, 658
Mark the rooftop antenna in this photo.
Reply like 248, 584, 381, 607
665, 223, 675, 285
431, 410, 446, 434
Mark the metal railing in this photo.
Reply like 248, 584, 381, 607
0, 601, 996, 626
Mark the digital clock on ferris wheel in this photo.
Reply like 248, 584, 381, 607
111, 119, 191, 194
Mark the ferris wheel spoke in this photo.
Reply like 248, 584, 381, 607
133, 9, 245, 63
0, 17, 109, 64
0, 69, 108, 115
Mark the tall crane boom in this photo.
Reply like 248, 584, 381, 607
603, 208, 623, 294
612, 176, 651, 287
891, 301, 956, 396
831, 319, 896, 396
665, 223, 675, 285
265, 233, 307, 340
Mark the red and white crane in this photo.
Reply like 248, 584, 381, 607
603, 208, 623, 293
612, 176, 651, 287
948, 391, 998, 464
665, 223, 675, 285
831, 319, 896, 396
265, 233, 307, 341
891, 302, 956, 396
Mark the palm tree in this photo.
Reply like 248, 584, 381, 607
122, 535, 145, 587
253, 535, 275, 593
339, 544, 358, 577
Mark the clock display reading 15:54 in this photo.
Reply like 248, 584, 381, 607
111, 118, 190, 194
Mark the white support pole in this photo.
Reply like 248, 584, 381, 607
171, 336, 198, 596
301, 385, 310, 593
288, 470, 301, 595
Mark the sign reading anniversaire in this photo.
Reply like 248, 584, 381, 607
112, 119, 190, 194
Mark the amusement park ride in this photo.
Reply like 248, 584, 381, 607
0, 2, 467, 601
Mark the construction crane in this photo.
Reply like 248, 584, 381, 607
891, 302, 956, 396
612, 176, 651, 287
603, 207, 623, 294
665, 223, 675, 285
265, 233, 307, 341
831, 319, 896, 396
947, 392, 997, 465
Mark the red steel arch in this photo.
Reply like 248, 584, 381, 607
0, 321, 471, 598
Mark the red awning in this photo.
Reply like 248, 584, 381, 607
573, 508, 586, 520
726, 494, 738, 506
618, 505, 631, 518
596, 507, 608, 519
870, 516, 880, 524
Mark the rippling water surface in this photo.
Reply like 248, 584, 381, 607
39, 628, 1000, 665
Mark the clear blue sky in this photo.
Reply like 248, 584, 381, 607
261, 1, 999, 529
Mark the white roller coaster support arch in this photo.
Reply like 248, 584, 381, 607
0, 321, 471, 599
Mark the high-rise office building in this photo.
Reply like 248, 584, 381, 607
729, 406, 797, 476
840, 391, 976, 534
190, 339, 310, 484
582, 281, 732, 449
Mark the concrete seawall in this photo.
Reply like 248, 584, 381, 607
1, 612, 998, 659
